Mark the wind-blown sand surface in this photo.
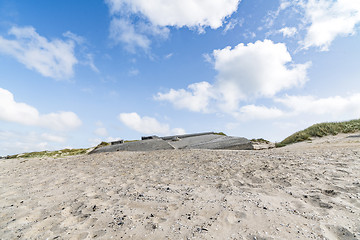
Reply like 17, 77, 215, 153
1, 134, 359, 239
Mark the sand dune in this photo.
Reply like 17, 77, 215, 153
1, 134, 359, 239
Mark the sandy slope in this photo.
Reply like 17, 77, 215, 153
1, 134, 359, 239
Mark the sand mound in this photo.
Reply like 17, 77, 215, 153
1, 134, 359, 239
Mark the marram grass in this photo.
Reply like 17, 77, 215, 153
276, 119, 360, 147
6, 148, 89, 159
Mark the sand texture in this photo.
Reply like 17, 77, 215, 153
1, 134, 359, 239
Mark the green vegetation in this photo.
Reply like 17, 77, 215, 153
89, 141, 112, 153
95, 141, 111, 148
4, 139, 128, 159
251, 138, 270, 144
276, 119, 360, 147
6, 148, 89, 159
214, 132, 227, 136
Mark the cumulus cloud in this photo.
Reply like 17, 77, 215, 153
0, 88, 82, 131
106, 0, 240, 51
118, 112, 185, 135
155, 82, 216, 113
301, 0, 360, 51
0, 26, 78, 79
156, 40, 310, 113
213, 40, 310, 110
106, 0, 240, 30
38, 112, 82, 131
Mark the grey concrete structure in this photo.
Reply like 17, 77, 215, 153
90, 132, 253, 154
160, 132, 215, 141
183, 136, 253, 150
169, 134, 223, 149
111, 140, 124, 145
90, 139, 174, 153
141, 135, 160, 140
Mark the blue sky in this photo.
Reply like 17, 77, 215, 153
0, 0, 360, 155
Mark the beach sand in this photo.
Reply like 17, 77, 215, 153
1, 133, 359, 239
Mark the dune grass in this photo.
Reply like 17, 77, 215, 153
6, 148, 89, 159
95, 141, 111, 148
214, 132, 227, 136
251, 138, 270, 144
276, 119, 360, 147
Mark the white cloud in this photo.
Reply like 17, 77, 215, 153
41, 133, 66, 143
39, 112, 82, 131
171, 128, 186, 135
109, 18, 151, 52
264, 0, 291, 28
84, 53, 99, 73
0, 131, 47, 156
276, 94, 360, 119
279, 27, 297, 37
242, 31, 256, 39
223, 18, 243, 33
231, 94, 360, 123
155, 82, 215, 113
106, 136, 123, 142
94, 127, 108, 137
203, 53, 213, 64
156, 40, 310, 113
230, 93, 360, 123
88, 136, 122, 147
88, 138, 102, 147
164, 53, 173, 59
0, 26, 78, 79
234, 105, 285, 121
106, 0, 239, 51
0, 131, 69, 156
301, 0, 360, 51
0, 88, 82, 131
93, 121, 110, 138
63, 31, 85, 44
106, 0, 240, 30
118, 112, 185, 135
213, 40, 310, 110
